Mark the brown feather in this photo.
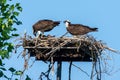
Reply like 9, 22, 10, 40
33, 19, 60, 36
65, 21, 98, 35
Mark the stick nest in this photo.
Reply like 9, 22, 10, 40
19, 34, 116, 62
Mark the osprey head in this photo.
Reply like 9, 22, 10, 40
64, 20, 70, 23
64, 20, 70, 28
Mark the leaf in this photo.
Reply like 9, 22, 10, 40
15, 71, 23, 75
2, 0, 6, 4
2, 24, 5, 29
4, 42, 9, 46
10, 4, 14, 11
0, 50, 9, 59
13, 11, 19, 16
2, 11, 10, 18
8, 18, 13, 24
12, 34, 19, 36
1, 31, 11, 40
0, 70, 3, 77
0, 59, 2, 66
0, 18, 3, 22
17, 6, 22, 12
25, 75, 31, 80
15, 3, 22, 12
12, 28, 17, 31
5, 4, 9, 8
1, 4, 9, 13
0, 67, 6, 71
4, 75, 9, 79
7, 43, 14, 52
9, 67, 16, 72
1, 5, 7, 13
15, 3, 20, 7
16, 21, 22, 25
13, 19, 22, 25
0, 59, 5, 66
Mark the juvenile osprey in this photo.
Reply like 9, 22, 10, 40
33, 19, 60, 37
64, 20, 98, 36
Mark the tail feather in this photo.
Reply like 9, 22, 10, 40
91, 28, 98, 31
54, 21, 60, 25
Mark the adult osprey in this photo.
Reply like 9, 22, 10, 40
64, 20, 98, 37
33, 19, 60, 37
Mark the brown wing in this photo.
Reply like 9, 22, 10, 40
67, 24, 94, 35
40, 20, 60, 31
33, 20, 54, 31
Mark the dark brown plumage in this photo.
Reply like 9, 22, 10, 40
64, 20, 98, 36
33, 19, 60, 36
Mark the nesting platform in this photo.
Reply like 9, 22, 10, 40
21, 34, 105, 62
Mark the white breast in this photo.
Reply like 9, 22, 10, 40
65, 22, 69, 28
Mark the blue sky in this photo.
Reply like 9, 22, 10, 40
3, 0, 120, 80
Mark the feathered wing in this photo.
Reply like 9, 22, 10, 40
67, 23, 98, 35
42, 21, 60, 31
33, 19, 60, 36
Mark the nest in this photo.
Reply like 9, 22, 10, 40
21, 34, 112, 62
16, 33, 119, 80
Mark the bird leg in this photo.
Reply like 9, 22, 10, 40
35, 31, 42, 45
40, 32, 44, 39
60, 31, 69, 38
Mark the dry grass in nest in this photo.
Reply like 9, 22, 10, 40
15, 33, 119, 80
17, 34, 117, 62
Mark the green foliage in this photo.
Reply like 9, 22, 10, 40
0, 66, 24, 79
0, 59, 2, 66
25, 75, 31, 80
0, 67, 6, 71
0, 59, 25, 79
14, 70, 23, 75
0, 0, 31, 80
9, 67, 16, 72
0, 0, 32, 80
0, 0, 22, 59
0, 70, 4, 77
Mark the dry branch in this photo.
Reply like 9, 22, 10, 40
16, 33, 119, 80
17, 34, 118, 62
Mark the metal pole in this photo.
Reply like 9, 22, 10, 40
57, 61, 62, 80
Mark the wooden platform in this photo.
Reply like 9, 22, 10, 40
23, 35, 104, 62
24, 46, 94, 61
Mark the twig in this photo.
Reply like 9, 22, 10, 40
46, 40, 70, 60
29, 60, 36, 68
91, 61, 95, 80
51, 57, 54, 75
77, 40, 81, 52
103, 45, 119, 53
39, 62, 55, 80
18, 34, 120, 80
94, 58, 101, 80
72, 63, 90, 77
17, 51, 22, 58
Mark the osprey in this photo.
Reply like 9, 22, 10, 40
64, 20, 98, 36
33, 19, 60, 37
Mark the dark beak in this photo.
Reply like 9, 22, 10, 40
63, 21, 66, 23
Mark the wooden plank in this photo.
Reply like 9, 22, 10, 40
57, 61, 62, 80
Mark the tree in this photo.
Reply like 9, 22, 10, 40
0, 0, 23, 79
0, 0, 22, 59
